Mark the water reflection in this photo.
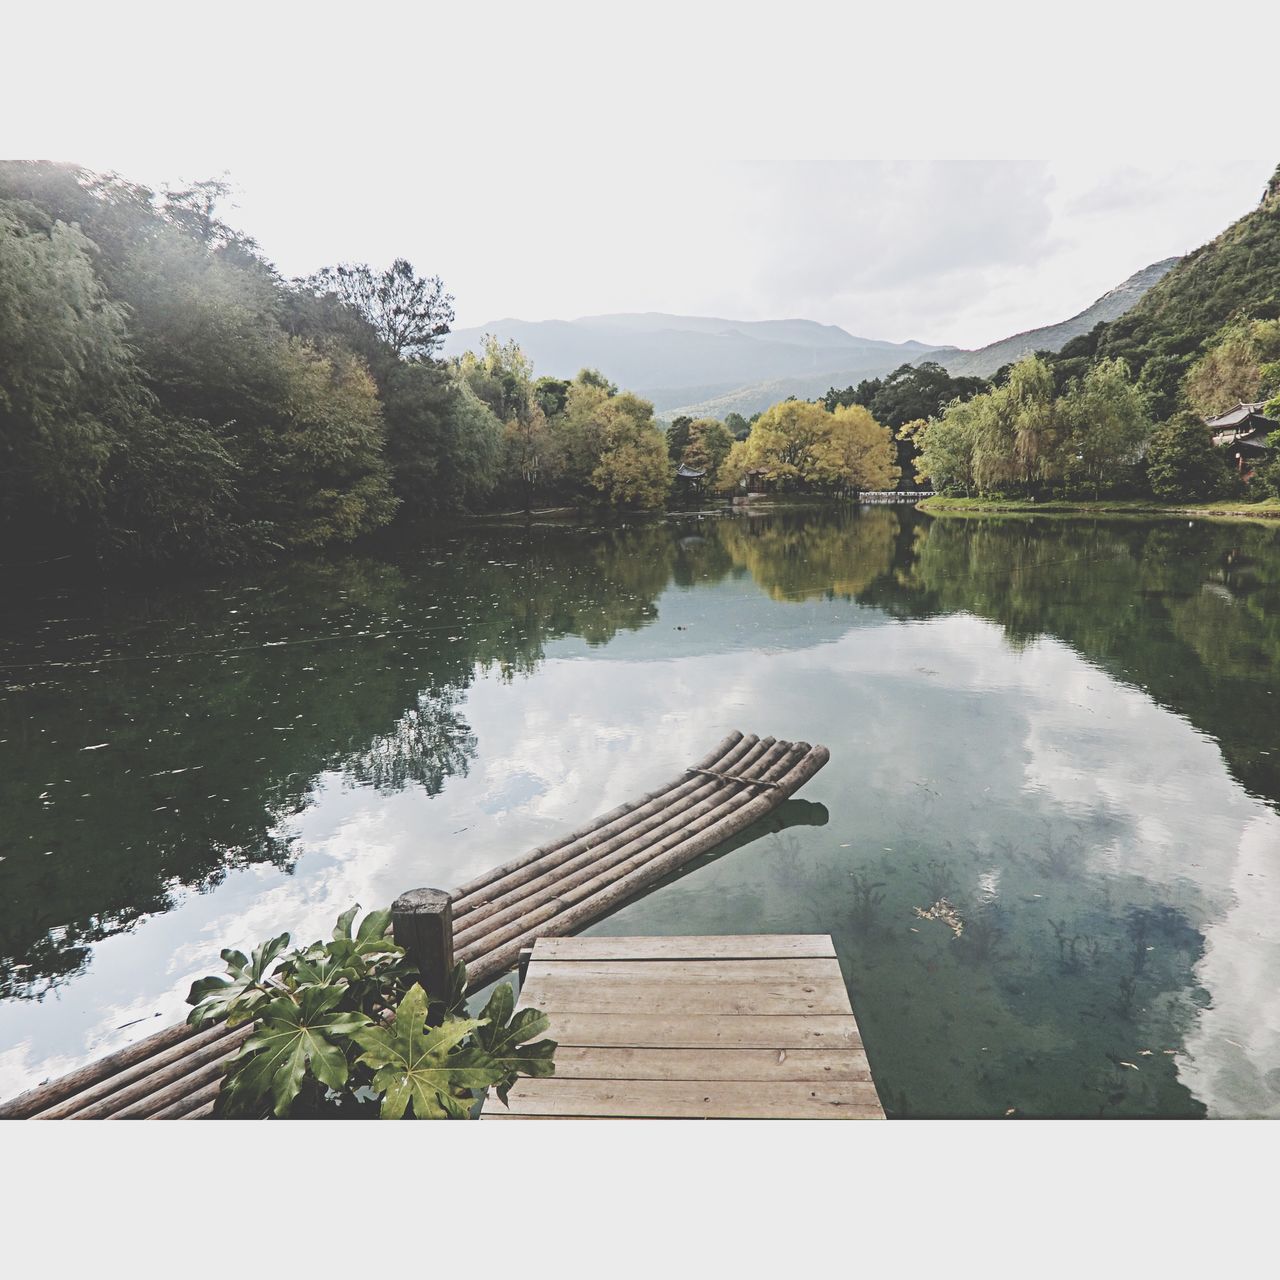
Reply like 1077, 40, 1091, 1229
1, 506, 1278, 1114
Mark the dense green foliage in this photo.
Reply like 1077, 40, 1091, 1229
902, 163, 1280, 502
823, 361, 989, 485
1145, 412, 1236, 501
911, 349, 1263, 503
0, 162, 676, 572
187, 904, 554, 1117
460, 335, 672, 512
1053, 166, 1280, 419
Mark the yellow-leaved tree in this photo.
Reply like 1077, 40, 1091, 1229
559, 382, 670, 509
714, 400, 897, 492
809, 404, 900, 491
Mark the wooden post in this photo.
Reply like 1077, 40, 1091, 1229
392, 888, 454, 1015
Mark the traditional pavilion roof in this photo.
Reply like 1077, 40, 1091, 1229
1206, 402, 1276, 450
675, 463, 706, 478
1206, 402, 1269, 429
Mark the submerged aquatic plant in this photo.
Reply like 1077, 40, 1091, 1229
848, 870, 887, 931
1047, 919, 1100, 974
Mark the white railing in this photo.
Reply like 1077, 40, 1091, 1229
858, 490, 935, 503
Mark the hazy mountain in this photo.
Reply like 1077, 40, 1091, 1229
440, 313, 935, 414
926, 258, 1181, 378
444, 260, 1178, 421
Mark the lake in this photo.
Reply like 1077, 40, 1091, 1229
2, 504, 1278, 1116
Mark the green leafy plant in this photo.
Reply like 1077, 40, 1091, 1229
186, 905, 555, 1118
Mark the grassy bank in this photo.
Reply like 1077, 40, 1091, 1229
918, 495, 1280, 523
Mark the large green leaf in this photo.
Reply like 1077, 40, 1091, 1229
352, 983, 501, 1119
474, 983, 557, 1103
185, 932, 291, 1028
223, 986, 372, 1117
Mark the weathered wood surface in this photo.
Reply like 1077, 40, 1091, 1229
0, 731, 830, 1120
483, 934, 884, 1120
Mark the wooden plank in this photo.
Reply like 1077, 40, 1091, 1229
487, 1077, 885, 1119
521, 959, 846, 985
531, 1012, 863, 1049
530, 935, 836, 961
520, 976, 853, 1016
548, 1046, 873, 1082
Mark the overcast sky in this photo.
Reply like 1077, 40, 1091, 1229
6, 1, 1277, 348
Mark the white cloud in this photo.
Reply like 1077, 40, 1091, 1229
3, 2, 1275, 348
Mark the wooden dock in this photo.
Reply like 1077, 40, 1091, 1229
2, 732, 844, 1120
483, 935, 884, 1119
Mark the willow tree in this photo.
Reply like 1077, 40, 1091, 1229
910, 402, 978, 495
965, 357, 1064, 495
1060, 358, 1151, 498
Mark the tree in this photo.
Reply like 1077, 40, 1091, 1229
303, 259, 455, 359
558, 380, 668, 508
459, 334, 534, 421
809, 405, 899, 491
1059, 358, 1151, 498
721, 401, 830, 489
1145, 412, 1235, 500
382, 363, 500, 517
682, 418, 734, 476
575, 367, 617, 396
666, 414, 693, 463
715, 400, 896, 493
910, 402, 979, 495
501, 400, 558, 514
0, 205, 135, 530
723, 411, 750, 440
533, 375, 570, 418
1183, 318, 1280, 418
968, 357, 1064, 495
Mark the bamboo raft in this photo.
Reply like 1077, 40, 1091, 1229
0, 731, 829, 1120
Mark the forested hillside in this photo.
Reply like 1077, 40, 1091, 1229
1053, 165, 1280, 418
0, 162, 676, 573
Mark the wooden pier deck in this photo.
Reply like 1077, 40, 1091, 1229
483, 935, 884, 1119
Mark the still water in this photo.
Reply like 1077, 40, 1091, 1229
2, 506, 1278, 1116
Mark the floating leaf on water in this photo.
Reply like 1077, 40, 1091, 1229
913, 898, 964, 939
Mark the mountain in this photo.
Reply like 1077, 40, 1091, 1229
1051, 164, 1280, 418
659, 262, 1176, 418
440, 313, 936, 415
924, 258, 1181, 378
444, 260, 1180, 422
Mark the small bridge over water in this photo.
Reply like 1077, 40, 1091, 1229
858, 490, 934, 503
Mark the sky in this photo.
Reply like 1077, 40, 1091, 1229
4, 0, 1278, 348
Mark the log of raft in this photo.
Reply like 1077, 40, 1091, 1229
0, 731, 828, 1120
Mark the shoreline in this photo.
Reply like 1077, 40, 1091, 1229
917, 496, 1280, 524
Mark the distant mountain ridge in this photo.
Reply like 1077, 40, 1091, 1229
443, 260, 1180, 421
930, 258, 1180, 378
440, 312, 935, 415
